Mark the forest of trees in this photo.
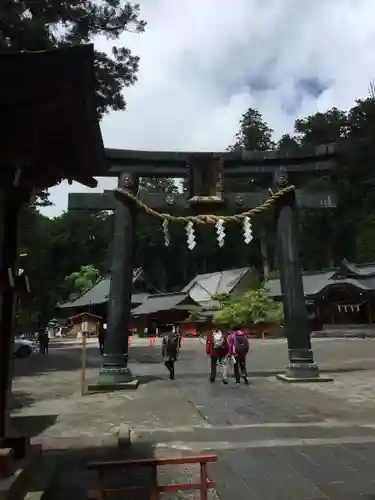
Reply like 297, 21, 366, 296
19, 93, 375, 327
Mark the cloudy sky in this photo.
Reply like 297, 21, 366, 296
42, 0, 375, 217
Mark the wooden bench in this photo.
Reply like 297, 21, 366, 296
87, 453, 218, 500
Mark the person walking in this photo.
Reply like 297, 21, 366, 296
98, 323, 106, 355
38, 328, 48, 354
206, 328, 229, 384
40, 330, 49, 354
44, 331, 50, 354
228, 325, 249, 385
161, 327, 180, 380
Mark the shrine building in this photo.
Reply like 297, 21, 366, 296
266, 259, 375, 326
57, 268, 152, 323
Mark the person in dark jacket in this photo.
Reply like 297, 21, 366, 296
161, 328, 180, 380
38, 329, 49, 354
98, 323, 106, 355
206, 329, 229, 384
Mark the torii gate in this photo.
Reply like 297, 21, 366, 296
69, 145, 337, 387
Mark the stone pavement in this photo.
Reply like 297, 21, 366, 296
169, 374, 375, 500
10, 342, 218, 499
10, 337, 375, 499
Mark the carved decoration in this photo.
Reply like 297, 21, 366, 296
275, 166, 289, 189
118, 172, 134, 189
235, 195, 244, 206
165, 195, 175, 205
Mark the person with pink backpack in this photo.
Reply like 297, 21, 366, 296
228, 325, 250, 385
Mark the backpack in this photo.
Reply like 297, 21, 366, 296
166, 333, 179, 354
234, 333, 249, 355
213, 330, 224, 349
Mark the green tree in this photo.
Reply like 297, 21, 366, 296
17, 206, 53, 327
136, 177, 187, 292
283, 108, 350, 269
277, 133, 300, 154
294, 108, 349, 145
214, 289, 283, 328
16, 208, 113, 322
139, 178, 178, 193
295, 97, 375, 267
49, 210, 114, 280
31, 190, 52, 208
229, 108, 275, 151
356, 214, 375, 262
225, 108, 277, 273
64, 264, 100, 300
1, 0, 146, 117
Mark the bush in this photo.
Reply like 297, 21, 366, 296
213, 288, 283, 328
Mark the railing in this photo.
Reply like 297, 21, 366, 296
87, 453, 218, 500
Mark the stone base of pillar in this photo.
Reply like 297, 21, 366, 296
96, 358, 138, 390
88, 380, 139, 393
276, 348, 333, 383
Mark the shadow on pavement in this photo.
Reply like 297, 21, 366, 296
12, 345, 167, 379
43, 439, 157, 500
11, 414, 58, 438
137, 375, 163, 385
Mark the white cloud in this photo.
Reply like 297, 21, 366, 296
43, 0, 375, 217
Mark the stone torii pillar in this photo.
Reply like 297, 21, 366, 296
274, 168, 332, 382
68, 172, 139, 388
98, 173, 138, 387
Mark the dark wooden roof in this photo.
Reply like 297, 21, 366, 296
68, 312, 103, 322
132, 293, 196, 316
57, 269, 150, 309
0, 44, 105, 188
266, 261, 375, 298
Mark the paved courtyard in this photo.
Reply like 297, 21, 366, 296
10, 337, 375, 499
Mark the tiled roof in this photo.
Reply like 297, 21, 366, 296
265, 261, 375, 298
58, 268, 147, 308
182, 267, 250, 304
132, 293, 193, 316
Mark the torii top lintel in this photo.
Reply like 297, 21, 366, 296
102, 143, 339, 178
